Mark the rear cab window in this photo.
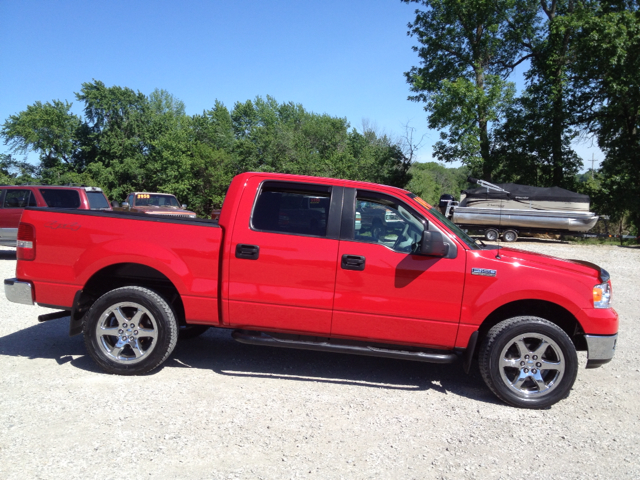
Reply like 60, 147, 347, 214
40, 189, 81, 208
86, 191, 110, 209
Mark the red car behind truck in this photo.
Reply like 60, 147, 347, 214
4, 172, 617, 408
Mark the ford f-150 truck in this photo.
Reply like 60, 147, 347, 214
4, 172, 618, 408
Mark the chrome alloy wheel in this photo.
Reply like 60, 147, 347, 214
499, 333, 566, 398
95, 302, 158, 364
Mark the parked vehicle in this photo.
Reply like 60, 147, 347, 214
4, 172, 617, 408
116, 192, 196, 218
0, 185, 110, 247
440, 178, 599, 242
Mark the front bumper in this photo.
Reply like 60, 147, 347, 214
4, 278, 34, 305
585, 334, 618, 368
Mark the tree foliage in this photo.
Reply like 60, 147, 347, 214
1, 82, 412, 217
403, 0, 525, 180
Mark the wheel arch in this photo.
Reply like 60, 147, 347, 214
477, 299, 586, 352
73, 263, 186, 331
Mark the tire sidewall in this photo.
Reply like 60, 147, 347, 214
482, 318, 578, 408
84, 287, 178, 375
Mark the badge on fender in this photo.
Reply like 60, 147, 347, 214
472, 268, 497, 277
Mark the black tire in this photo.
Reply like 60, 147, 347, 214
179, 324, 210, 339
479, 317, 578, 408
503, 230, 518, 242
83, 286, 178, 375
485, 229, 499, 241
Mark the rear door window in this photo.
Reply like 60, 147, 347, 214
86, 191, 110, 209
3, 189, 36, 208
40, 189, 81, 208
251, 183, 331, 237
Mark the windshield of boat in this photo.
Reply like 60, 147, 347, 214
406, 193, 482, 250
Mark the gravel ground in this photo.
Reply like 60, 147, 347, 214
0, 240, 638, 479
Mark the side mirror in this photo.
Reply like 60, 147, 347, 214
110, 200, 120, 208
421, 231, 449, 257
182, 204, 187, 209
121, 202, 130, 208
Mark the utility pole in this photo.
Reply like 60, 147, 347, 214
592, 153, 595, 179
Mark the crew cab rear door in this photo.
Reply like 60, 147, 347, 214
332, 188, 465, 349
226, 178, 343, 334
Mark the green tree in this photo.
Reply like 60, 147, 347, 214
403, 0, 526, 180
494, 0, 586, 188
1, 99, 87, 171
572, 1, 640, 231
406, 161, 470, 204
0, 153, 38, 185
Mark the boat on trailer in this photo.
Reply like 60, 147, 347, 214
440, 178, 599, 242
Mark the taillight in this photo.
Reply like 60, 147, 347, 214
17, 223, 36, 261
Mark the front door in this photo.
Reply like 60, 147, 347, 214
331, 189, 466, 349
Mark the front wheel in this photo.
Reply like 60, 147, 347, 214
479, 317, 578, 408
83, 286, 178, 375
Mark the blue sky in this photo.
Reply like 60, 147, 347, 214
0, 0, 599, 170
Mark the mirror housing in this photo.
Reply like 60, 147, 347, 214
182, 204, 187, 209
421, 231, 449, 257
110, 200, 120, 208
121, 202, 130, 208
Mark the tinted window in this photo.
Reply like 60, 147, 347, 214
3, 190, 36, 208
87, 191, 110, 209
252, 187, 331, 237
40, 189, 81, 208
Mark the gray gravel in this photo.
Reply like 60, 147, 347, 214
1, 240, 639, 479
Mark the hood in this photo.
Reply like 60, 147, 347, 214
477, 246, 606, 282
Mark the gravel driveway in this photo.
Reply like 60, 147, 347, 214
1, 241, 638, 479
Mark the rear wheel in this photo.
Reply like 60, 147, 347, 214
83, 286, 178, 375
485, 229, 499, 241
502, 230, 518, 242
479, 317, 578, 408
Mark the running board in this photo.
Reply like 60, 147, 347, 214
231, 330, 458, 364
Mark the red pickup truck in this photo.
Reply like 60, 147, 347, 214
4, 172, 618, 408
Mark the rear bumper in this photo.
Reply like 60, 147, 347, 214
585, 334, 618, 368
4, 278, 34, 305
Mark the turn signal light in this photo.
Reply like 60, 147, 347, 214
593, 281, 612, 308
17, 223, 36, 261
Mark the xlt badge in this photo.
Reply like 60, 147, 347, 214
472, 268, 497, 277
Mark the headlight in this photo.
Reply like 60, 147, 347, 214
593, 281, 612, 308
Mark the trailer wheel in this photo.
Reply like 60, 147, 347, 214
503, 230, 518, 242
478, 317, 578, 408
485, 229, 499, 241
83, 286, 178, 375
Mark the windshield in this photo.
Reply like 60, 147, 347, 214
407, 193, 481, 250
135, 194, 180, 207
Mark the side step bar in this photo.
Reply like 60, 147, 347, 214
231, 330, 458, 364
